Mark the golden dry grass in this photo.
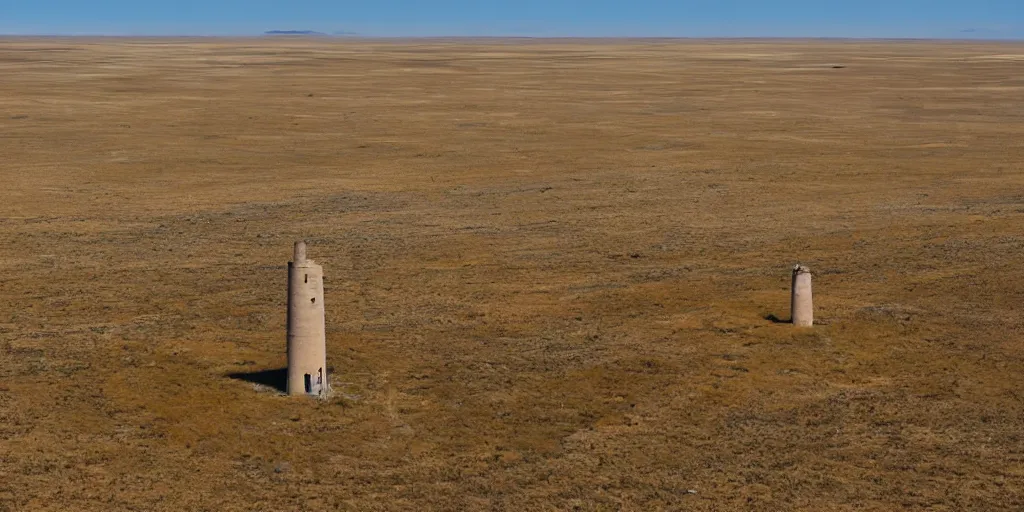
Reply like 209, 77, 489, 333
2, 37, 1024, 510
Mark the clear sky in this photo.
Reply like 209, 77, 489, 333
1, 0, 1021, 38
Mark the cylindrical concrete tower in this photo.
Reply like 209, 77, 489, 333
287, 241, 328, 396
790, 264, 813, 327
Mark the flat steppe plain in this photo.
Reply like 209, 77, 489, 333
1, 38, 1023, 510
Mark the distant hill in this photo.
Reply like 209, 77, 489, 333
264, 30, 326, 36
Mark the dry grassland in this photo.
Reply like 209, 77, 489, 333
1, 37, 1024, 510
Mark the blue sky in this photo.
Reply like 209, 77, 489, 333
1, 0, 1021, 38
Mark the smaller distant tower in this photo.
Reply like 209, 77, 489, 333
287, 241, 328, 397
790, 264, 813, 327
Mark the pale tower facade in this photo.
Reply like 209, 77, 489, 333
287, 241, 328, 396
791, 264, 813, 327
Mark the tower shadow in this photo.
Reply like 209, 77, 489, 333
228, 368, 288, 393
764, 313, 792, 324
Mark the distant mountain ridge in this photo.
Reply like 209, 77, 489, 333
264, 30, 326, 36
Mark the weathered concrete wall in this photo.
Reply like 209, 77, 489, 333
791, 264, 813, 327
287, 241, 328, 396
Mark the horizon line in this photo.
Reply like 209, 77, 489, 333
1, 34, 1022, 43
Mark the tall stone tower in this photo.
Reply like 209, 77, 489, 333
287, 241, 328, 396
